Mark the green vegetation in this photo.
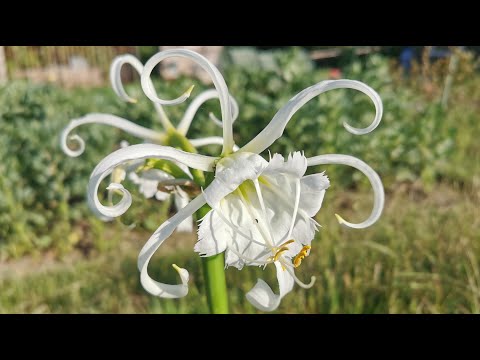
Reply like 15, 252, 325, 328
1, 185, 478, 314
0, 47, 479, 313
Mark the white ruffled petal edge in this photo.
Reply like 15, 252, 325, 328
138, 193, 206, 298
87, 143, 217, 218
241, 79, 383, 154
203, 152, 268, 209
307, 154, 384, 229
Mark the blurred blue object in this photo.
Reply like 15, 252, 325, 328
429, 47, 450, 59
400, 47, 415, 76
399, 46, 465, 77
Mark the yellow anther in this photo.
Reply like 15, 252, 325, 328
280, 239, 295, 247
293, 245, 312, 268
273, 248, 289, 262
268, 240, 296, 263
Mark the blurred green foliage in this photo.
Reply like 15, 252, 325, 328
222, 47, 478, 188
0, 81, 173, 258
1, 184, 478, 314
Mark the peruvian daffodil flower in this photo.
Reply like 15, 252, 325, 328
110, 140, 196, 231
87, 48, 384, 311
60, 53, 239, 158
60, 54, 239, 231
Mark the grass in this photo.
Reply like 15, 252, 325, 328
1, 48, 479, 313
1, 183, 478, 314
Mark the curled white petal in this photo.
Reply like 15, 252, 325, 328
173, 188, 193, 233
61, 134, 85, 158
177, 89, 240, 135
209, 94, 239, 127
110, 54, 172, 129
242, 79, 383, 154
246, 261, 294, 312
307, 154, 384, 229
138, 193, 206, 298
110, 54, 144, 103
60, 113, 164, 157
189, 136, 240, 152
141, 49, 235, 155
87, 144, 217, 218
129, 169, 171, 199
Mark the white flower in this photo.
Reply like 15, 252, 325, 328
87, 48, 385, 309
60, 54, 238, 231
60, 54, 239, 158
128, 163, 195, 232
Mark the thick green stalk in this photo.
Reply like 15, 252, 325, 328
165, 131, 228, 313
166, 129, 205, 187
196, 173, 229, 314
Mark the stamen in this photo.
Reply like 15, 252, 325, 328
236, 184, 274, 248
228, 246, 270, 266
215, 208, 269, 248
293, 245, 311, 268
261, 179, 311, 231
287, 179, 301, 241
282, 259, 316, 289
279, 239, 295, 247
200, 189, 271, 250
253, 179, 276, 247
267, 240, 295, 263
273, 248, 289, 262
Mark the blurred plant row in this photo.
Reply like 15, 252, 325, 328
0, 47, 478, 259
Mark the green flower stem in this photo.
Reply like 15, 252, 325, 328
196, 201, 229, 314
165, 130, 228, 313
166, 129, 205, 187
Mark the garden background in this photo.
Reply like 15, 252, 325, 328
0, 46, 478, 313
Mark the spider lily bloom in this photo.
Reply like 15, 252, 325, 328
87, 48, 384, 310
60, 54, 238, 231
107, 140, 195, 231
128, 156, 195, 232
60, 54, 239, 158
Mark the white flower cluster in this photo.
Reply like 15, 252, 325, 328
63, 48, 385, 311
